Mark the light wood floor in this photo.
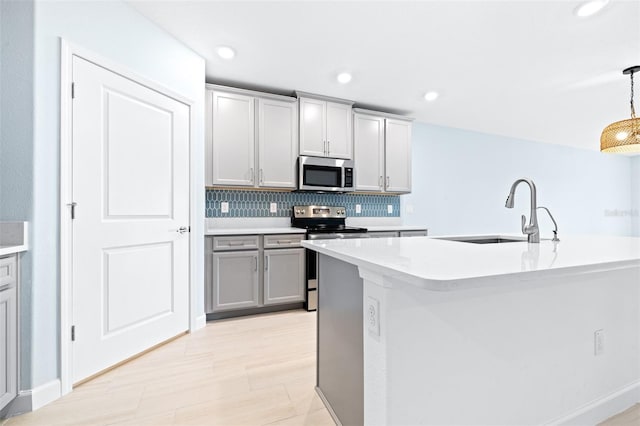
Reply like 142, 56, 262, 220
2, 309, 638, 426
3, 310, 333, 426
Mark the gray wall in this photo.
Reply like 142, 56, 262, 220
403, 122, 634, 237
1, 0, 205, 390
0, 0, 36, 387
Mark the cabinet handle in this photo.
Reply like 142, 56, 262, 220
277, 240, 292, 244
323, 140, 327, 156
260, 169, 263, 184
229, 241, 245, 246
379, 176, 382, 187
254, 256, 258, 271
386, 176, 390, 187
327, 140, 330, 156
250, 168, 254, 183
265, 256, 269, 270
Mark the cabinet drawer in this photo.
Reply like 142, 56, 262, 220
400, 230, 428, 237
368, 231, 399, 238
264, 234, 305, 248
213, 235, 259, 251
0, 255, 16, 289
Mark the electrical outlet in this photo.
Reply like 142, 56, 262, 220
367, 297, 380, 336
221, 202, 229, 214
594, 329, 605, 356
387, 205, 393, 214
355, 204, 362, 214
270, 202, 277, 213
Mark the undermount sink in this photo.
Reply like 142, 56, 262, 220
434, 236, 527, 244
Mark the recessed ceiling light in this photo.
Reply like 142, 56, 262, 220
337, 72, 352, 84
575, 0, 609, 17
424, 91, 439, 101
216, 46, 236, 60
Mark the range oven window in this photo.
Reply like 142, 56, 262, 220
303, 165, 342, 187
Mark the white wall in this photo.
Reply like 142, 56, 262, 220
0, 0, 205, 390
403, 122, 634, 237
631, 156, 640, 237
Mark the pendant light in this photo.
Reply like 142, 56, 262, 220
601, 65, 640, 153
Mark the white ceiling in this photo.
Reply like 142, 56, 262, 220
129, 0, 640, 151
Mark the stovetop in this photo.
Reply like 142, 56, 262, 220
291, 205, 367, 234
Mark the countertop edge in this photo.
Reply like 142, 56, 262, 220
0, 244, 28, 257
302, 240, 640, 291
205, 225, 428, 236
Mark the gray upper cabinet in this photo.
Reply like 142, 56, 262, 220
385, 119, 412, 193
257, 98, 298, 188
211, 250, 260, 312
354, 113, 385, 191
263, 248, 305, 306
210, 90, 255, 187
353, 109, 413, 194
206, 85, 298, 189
0, 255, 17, 412
299, 94, 353, 160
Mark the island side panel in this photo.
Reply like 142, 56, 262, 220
317, 254, 364, 426
363, 267, 640, 425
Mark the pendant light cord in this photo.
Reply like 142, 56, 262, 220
631, 70, 636, 119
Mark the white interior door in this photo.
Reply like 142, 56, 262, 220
71, 56, 190, 384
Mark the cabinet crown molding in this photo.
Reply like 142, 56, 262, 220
206, 83, 297, 103
353, 108, 414, 121
295, 91, 355, 106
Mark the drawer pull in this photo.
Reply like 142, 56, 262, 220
228, 241, 245, 246
277, 240, 292, 244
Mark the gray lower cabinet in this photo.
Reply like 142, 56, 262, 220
211, 251, 260, 312
368, 231, 399, 238
263, 248, 305, 306
206, 233, 305, 315
0, 255, 17, 412
400, 230, 428, 237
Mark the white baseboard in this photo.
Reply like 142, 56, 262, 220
194, 314, 206, 330
31, 379, 61, 411
547, 381, 640, 425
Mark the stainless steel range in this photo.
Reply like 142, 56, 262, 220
292, 205, 368, 311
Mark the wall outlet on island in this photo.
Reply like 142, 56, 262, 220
221, 201, 229, 213
355, 204, 362, 214
594, 329, 605, 356
367, 296, 380, 337
270, 202, 277, 213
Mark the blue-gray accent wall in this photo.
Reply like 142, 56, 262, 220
206, 189, 400, 217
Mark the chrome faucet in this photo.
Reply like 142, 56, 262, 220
505, 178, 540, 243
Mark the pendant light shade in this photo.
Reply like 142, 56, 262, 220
601, 65, 640, 153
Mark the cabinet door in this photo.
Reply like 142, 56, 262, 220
263, 248, 305, 306
258, 98, 298, 188
354, 114, 384, 191
211, 91, 256, 186
326, 102, 352, 159
299, 97, 326, 157
385, 119, 412, 193
0, 287, 17, 411
211, 251, 259, 312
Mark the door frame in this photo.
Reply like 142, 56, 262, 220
59, 40, 199, 395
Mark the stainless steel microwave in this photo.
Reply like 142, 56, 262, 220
298, 156, 355, 192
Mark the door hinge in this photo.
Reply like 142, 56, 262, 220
71, 325, 76, 341
69, 202, 77, 219
71, 82, 75, 99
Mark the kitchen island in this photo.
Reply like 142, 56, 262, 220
302, 235, 640, 425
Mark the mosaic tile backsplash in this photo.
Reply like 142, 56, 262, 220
206, 189, 400, 218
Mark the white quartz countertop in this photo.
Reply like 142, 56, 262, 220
365, 225, 427, 232
302, 234, 640, 291
206, 227, 305, 236
0, 222, 28, 256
